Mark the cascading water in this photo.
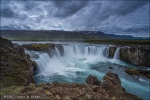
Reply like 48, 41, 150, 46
114, 47, 120, 60
55, 47, 61, 57
34, 53, 50, 72
23, 43, 149, 100
62, 45, 108, 57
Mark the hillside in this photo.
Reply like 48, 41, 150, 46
1, 30, 148, 41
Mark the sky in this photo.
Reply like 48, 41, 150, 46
0, 0, 149, 37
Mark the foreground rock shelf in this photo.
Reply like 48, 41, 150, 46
0, 72, 141, 100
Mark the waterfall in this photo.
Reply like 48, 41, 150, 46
62, 45, 109, 57
114, 47, 120, 60
106, 47, 110, 58
55, 47, 61, 57
34, 53, 50, 72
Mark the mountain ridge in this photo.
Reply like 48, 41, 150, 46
0, 30, 149, 40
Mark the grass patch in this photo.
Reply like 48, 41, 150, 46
22, 43, 55, 51
0, 86, 23, 97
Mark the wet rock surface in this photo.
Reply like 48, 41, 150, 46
108, 46, 117, 58
125, 68, 150, 78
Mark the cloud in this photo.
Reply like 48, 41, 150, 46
0, 0, 149, 37
52, 0, 88, 18
1, 8, 16, 18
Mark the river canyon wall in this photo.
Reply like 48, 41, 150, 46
109, 46, 150, 67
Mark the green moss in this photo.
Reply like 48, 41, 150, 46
28, 44, 54, 51
125, 68, 140, 75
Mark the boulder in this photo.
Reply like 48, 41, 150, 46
101, 72, 141, 99
86, 75, 101, 85
103, 71, 121, 86
101, 72, 122, 91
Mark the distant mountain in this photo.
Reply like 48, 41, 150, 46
0, 30, 149, 41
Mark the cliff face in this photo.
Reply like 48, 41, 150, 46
108, 46, 150, 67
0, 37, 34, 87
108, 46, 117, 58
120, 46, 150, 67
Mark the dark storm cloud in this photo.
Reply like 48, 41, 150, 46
0, 1, 28, 20
101, 1, 148, 16
1, 8, 16, 18
52, 0, 88, 17
89, 1, 148, 23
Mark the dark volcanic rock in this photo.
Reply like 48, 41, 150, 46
101, 72, 141, 99
125, 68, 150, 78
86, 75, 101, 85
108, 46, 117, 58
0, 36, 34, 87
108, 66, 113, 69
103, 72, 121, 86
101, 72, 122, 91
120, 46, 150, 67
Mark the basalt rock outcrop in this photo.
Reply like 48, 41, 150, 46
0, 36, 34, 87
108, 46, 150, 67
120, 46, 150, 67
108, 46, 117, 58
